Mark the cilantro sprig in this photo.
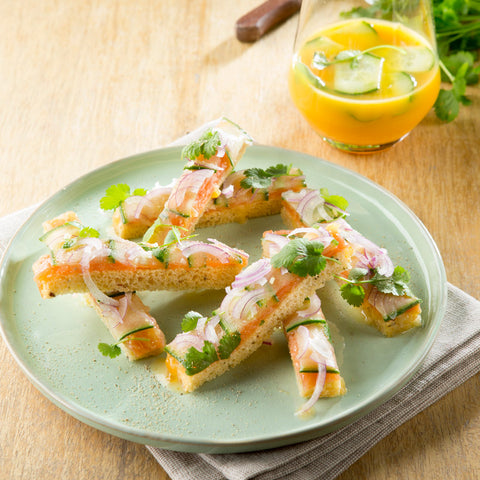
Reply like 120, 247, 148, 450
240, 164, 292, 191
98, 325, 155, 359
337, 265, 412, 307
100, 183, 147, 224
182, 130, 221, 161
271, 237, 337, 277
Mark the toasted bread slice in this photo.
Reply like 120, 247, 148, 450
33, 212, 249, 298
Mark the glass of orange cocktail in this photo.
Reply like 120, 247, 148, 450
288, 0, 440, 153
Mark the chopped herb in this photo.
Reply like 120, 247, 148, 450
218, 331, 241, 360
78, 226, 100, 238
100, 184, 146, 224
320, 188, 349, 213
271, 238, 333, 277
182, 130, 221, 161
337, 265, 413, 306
181, 311, 204, 332
182, 341, 219, 376
97, 325, 154, 359
240, 164, 293, 191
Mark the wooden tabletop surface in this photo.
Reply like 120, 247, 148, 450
1, 1, 479, 479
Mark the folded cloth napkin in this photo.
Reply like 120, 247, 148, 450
4, 206, 479, 480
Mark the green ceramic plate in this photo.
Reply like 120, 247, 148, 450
0, 145, 447, 453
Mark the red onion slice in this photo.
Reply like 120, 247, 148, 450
262, 233, 289, 257
170, 168, 215, 211
179, 241, 232, 264
231, 258, 271, 289
296, 294, 322, 319
296, 358, 326, 416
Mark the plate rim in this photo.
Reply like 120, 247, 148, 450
0, 144, 448, 453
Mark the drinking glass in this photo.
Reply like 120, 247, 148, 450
288, 0, 440, 153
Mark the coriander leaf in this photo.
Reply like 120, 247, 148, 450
132, 188, 147, 196
370, 267, 412, 296
98, 342, 121, 358
100, 183, 132, 211
265, 163, 290, 176
271, 238, 328, 277
183, 341, 219, 376
340, 283, 365, 307
217, 331, 241, 360
181, 311, 203, 332
182, 130, 221, 161
320, 188, 349, 212
434, 88, 459, 122
240, 168, 273, 190
348, 267, 369, 282
78, 226, 100, 238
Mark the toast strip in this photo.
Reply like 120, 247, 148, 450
33, 212, 249, 298
283, 294, 346, 414
164, 226, 352, 393
143, 118, 252, 244
86, 292, 165, 361
281, 191, 422, 336
112, 166, 305, 239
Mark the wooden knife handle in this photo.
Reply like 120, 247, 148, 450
235, 0, 302, 43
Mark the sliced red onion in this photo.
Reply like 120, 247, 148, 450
170, 168, 215, 211
233, 287, 266, 320
295, 325, 311, 359
221, 184, 235, 199
133, 195, 157, 220
296, 294, 322, 319
80, 239, 118, 306
169, 332, 205, 353
179, 241, 233, 264
207, 238, 249, 260
338, 221, 394, 276
231, 258, 271, 289
309, 329, 337, 369
296, 358, 326, 416
262, 233, 289, 257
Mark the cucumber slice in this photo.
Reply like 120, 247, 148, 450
384, 298, 421, 321
390, 46, 435, 72
293, 60, 325, 90
387, 71, 416, 97
334, 20, 378, 37
306, 35, 343, 50
39, 221, 82, 251
299, 367, 340, 374
285, 317, 326, 333
333, 53, 384, 95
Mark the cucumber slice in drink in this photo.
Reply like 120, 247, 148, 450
390, 46, 435, 72
387, 71, 416, 96
294, 59, 326, 90
333, 53, 384, 95
334, 20, 378, 37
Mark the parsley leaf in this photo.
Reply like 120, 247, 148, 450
320, 188, 349, 213
78, 226, 100, 238
240, 164, 293, 191
183, 341, 219, 376
181, 311, 203, 332
340, 283, 366, 307
182, 130, 221, 161
271, 238, 329, 277
218, 331, 241, 360
100, 184, 132, 211
337, 265, 413, 306
97, 325, 154, 359
98, 342, 121, 358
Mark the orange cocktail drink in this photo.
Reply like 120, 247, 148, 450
289, 18, 441, 152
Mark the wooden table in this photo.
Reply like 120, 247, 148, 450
1, 1, 478, 479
